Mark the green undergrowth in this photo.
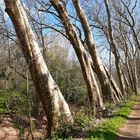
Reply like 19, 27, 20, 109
0, 89, 27, 114
87, 95, 138, 140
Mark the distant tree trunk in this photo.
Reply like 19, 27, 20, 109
115, 56, 126, 96
131, 59, 138, 94
72, 0, 117, 102
104, 0, 126, 96
90, 59, 122, 101
103, 66, 124, 100
122, 71, 129, 88
126, 61, 135, 92
127, 58, 138, 94
50, 0, 104, 114
4, 0, 73, 137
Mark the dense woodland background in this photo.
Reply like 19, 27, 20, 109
0, 0, 140, 139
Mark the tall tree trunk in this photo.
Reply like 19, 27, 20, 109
115, 56, 126, 96
128, 58, 138, 94
104, 0, 126, 96
50, 0, 104, 114
4, 0, 73, 137
132, 59, 138, 94
72, 0, 117, 102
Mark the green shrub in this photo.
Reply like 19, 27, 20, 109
75, 113, 90, 128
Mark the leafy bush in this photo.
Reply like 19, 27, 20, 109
74, 112, 90, 128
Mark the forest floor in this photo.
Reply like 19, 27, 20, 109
0, 117, 19, 140
0, 114, 45, 140
117, 97, 140, 140
0, 96, 140, 140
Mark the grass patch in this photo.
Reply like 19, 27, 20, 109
87, 95, 138, 140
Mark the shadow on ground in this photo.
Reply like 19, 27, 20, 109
117, 136, 140, 140
87, 128, 140, 140
87, 129, 117, 140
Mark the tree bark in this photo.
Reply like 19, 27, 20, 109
103, 66, 124, 101
50, 0, 104, 114
4, 0, 73, 137
90, 59, 122, 101
122, 71, 129, 88
126, 62, 135, 92
130, 59, 138, 94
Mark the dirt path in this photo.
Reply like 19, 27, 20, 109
0, 116, 44, 140
0, 117, 19, 140
117, 98, 140, 140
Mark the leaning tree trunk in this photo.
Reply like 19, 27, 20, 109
72, 0, 118, 102
126, 57, 135, 92
90, 58, 122, 101
115, 56, 126, 96
122, 71, 129, 88
103, 66, 124, 100
104, 0, 126, 96
4, 0, 73, 137
50, 0, 104, 115
131, 58, 138, 94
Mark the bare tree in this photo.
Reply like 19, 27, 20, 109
104, 0, 126, 96
112, 0, 139, 94
50, 0, 105, 115
4, 0, 73, 137
72, 0, 123, 102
